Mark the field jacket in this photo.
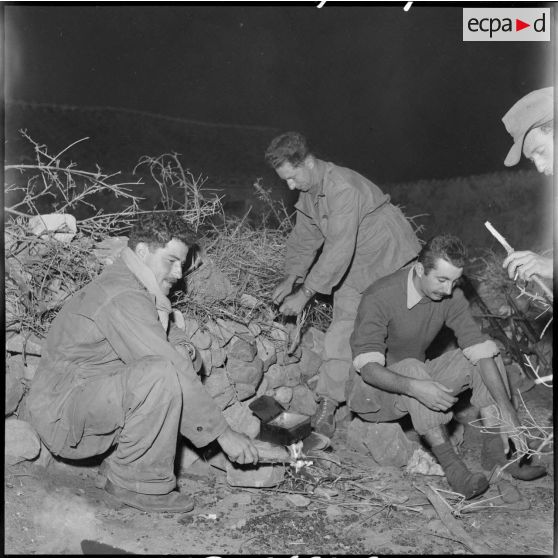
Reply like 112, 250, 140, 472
285, 160, 420, 294
24, 254, 227, 454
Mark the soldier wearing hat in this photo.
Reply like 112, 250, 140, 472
501, 87, 554, 281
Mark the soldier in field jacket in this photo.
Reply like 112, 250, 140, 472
265, 131, 420, 437
23, 213, 259, 513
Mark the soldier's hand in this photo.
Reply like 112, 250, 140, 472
503, 251, 553, 281
272, 276, 296, 305
409, 379, 458, 412
217, 427, 259, 465
279, 289, 309, 316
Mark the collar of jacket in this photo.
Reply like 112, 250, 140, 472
119, 247, 172, 330
306, 159, 330, 202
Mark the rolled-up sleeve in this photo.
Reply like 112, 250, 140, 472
350, 290, 389, 365
305, 187, 360, 294
94, 290, 227, 446
463, 339, 500, 364
353, 351, 386, 371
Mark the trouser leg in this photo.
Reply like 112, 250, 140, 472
315, 284, 362, 403
347, 349, 475, 433
59, 356, 183, 495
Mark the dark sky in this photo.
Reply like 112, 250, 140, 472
4, 3, 554, 183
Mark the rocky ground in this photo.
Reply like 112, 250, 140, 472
4, 380, 553, 556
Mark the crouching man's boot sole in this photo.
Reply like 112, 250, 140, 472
104, 479, 194, 513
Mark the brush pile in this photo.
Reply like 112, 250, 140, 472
467, 249, 553, 388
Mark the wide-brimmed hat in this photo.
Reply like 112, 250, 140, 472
502, 86, 554, 167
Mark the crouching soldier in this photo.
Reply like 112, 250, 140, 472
23, 213, 259, 513
348, 234, 545, 499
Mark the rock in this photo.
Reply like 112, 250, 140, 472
223, 401, 261, 439
277, 347, 301, 365
203, 367, 236, 410
299, 347, 322, 378
284, 494, 310, 507
247, 322, 262, 337
5, 418, 41, 465
255, 376, 269, 397
234, 382, 256, 401
239, 293, 259, 309
301, 326, 325, 355
186, 258, 234, 301
5, 333, 43, 356
182, 317, 202, 339
206, 319, 232, 347
28, 213, 77, 243
228, 337, 257, 362
226, 357, 263, 387
220, 319, 251, 337
406, 448, 444, 476
191, 329, 212, 350
226, 462, 284, 488
275, 386, 293, 407
210, 346, 227, 368
289, 385, 317, 416
6, 357, 26, 416
265, 364, 288, 389
256, 336, 277, 372
346, 418, 419, 467
306, 374, 319, 391
269, 322, 289, 343
282, 363, 302, 387
333, 402, 349, 420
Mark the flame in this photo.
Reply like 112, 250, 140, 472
287, 441, 312, 473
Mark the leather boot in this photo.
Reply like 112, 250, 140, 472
481, 433, 546, 481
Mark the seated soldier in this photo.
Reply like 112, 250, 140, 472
23, 212, 259, 513
348, 234, 546, 499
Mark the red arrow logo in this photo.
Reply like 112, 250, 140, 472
516, 18, 530, 31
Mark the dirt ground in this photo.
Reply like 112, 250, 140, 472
5, 383, 553, 556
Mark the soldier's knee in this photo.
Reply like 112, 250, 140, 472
134, 356, 180, 391
393, 358, 431, 379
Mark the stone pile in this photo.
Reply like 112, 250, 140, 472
5, 315, 326, 465
181, 315, 325, 438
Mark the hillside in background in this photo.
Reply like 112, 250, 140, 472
388, 171, 553, 254
5, 101, 552, 251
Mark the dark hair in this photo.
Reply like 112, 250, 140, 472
128, 212, 199, 252
418, 234, 467, 273
264, 131, 311, 169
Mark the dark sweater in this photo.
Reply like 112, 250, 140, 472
350, 267, 487, 366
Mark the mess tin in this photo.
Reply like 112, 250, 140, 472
249, 395, 311, 446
